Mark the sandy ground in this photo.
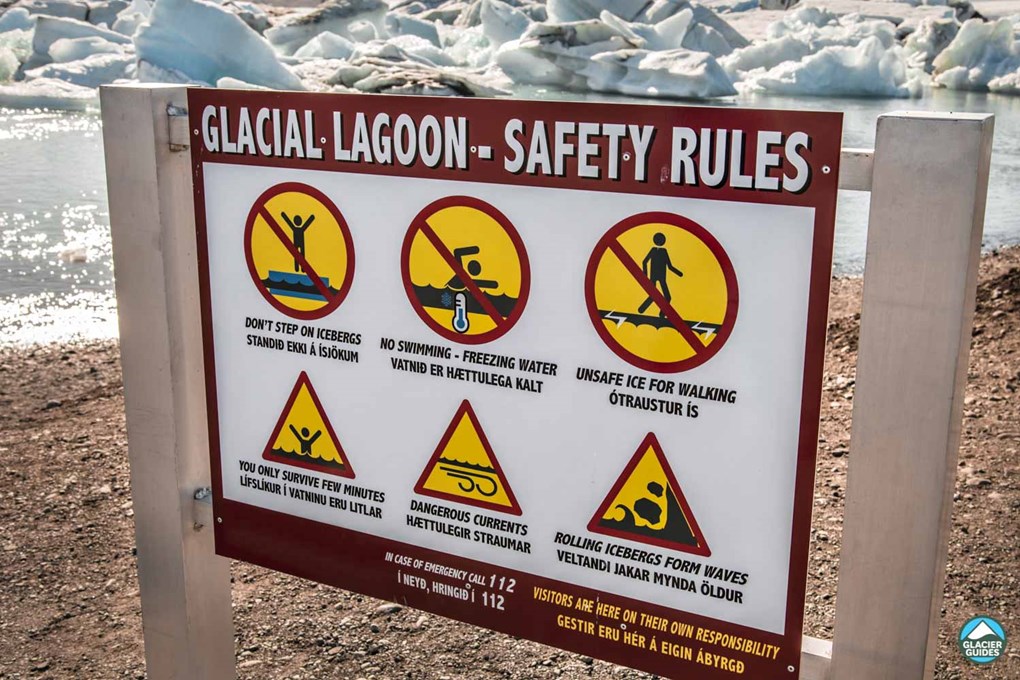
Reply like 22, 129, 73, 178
0, 247, 1018, 679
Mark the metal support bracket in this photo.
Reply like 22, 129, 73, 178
193, 486, 213, 531
168, 104, 190, 152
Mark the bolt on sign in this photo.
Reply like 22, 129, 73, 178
190, 89, 841, 679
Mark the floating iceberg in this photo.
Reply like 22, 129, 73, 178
330, 54, 509, 95
932, 18, 1020, 91
903, 16, 958, 71
293, 31, 356, 60
15, 0, 89, 21
266, 0, 388, 55
134, 0, 304, 89
25, 51, 135, 86
0, 8, 37, 32
496, 12, 737, 98
49, 35, 128, 62
24, 15, 131, 70
736, 35, 927, 97
0, 76, 98, 109
87, 0, 130, 28
479, 0, 532, 47
584, 47, 737, 98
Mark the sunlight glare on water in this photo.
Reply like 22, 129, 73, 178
0, 108, 115, 346
1, 91, 1019, 346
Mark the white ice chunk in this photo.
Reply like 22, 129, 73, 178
87, 0, 130, 27
216, 75, 267, 88
367, 33, 455, 65
721, 34, 814, 76
0, 47, 18, 80
0, 28, 33, 64
584, 47, 737, 97
265, 0, 388, 55
0, 76, 98, 110
25, 51, 134, 86
15, 0, 89, 21
989, 70, 1020, 94
111, 10, 145, 34
289, 56, 348, 90
932, 18, 1020, 91
385, 12, 441, 45
480, 0, 532, 47
0, 8, 36, 32
49, 35, 126, 61
220, 0, 270, 34
345, 19, 378, 41
723, 8, 900, 80
547, 0, 650, 22
24, 15, 130, 70
497, 17, 735, 98
441, 24, 494, 67
292, 31, 355, 59
135, 0, 304, 89
330, 54, 509, 96
135, 57, 199, 83
903, 16, 958, 71
737, 35, 927, 97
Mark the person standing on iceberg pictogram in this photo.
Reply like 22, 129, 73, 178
281, 212, 315, 272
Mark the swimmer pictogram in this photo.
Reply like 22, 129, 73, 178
414, 400, 521, 515
401, 196, 530, 344
244, 182, 355, 320
588, 433, 709, 556
585, 212, 738, 373
262, 371, 355, 478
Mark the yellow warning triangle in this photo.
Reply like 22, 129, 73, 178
588, 433, 709, 556
262, 372, 354, 478
414, 400, 521, 515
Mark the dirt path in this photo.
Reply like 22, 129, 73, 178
1, 248, 1017, 679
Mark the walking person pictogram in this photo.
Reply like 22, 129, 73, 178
281, 211, 315, 272
637, 233, 683, 318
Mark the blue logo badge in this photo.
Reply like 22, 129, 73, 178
958, 616, 1007, 665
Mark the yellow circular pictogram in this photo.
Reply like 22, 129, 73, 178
400, 196, 530, 344
585, 212, 738, 373
245, 182, 355, 320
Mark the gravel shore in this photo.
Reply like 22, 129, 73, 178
1, 248, 1017, 679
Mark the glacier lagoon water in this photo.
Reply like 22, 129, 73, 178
1, 89, 1018, 344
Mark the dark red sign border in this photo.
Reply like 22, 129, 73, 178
399, 195, 530, 345
587, 432, 710, 557
413, 399, 523, 516
262, 371, 355, 479
244, 181, 356, 321
188, 88, 843, 680
584, 212, 739, 374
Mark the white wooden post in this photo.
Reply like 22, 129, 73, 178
831, 112, 994, 680
101, 84, 236, 680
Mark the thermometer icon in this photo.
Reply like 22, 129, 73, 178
452, 293, 469, 333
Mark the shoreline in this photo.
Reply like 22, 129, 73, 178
0, 246, 1017, 677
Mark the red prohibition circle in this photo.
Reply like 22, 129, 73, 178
400, 196, 530, 345
243, 182, 356, 321
584, 211, 738, 374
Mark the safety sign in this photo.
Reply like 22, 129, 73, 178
262, 371, 354, 478
191, 89, 842, 680
244, 182, 355, 320
401, 196, 530, 344
586, 212, 738, 373
414, 400, 521, 515
588, 433, 709, 556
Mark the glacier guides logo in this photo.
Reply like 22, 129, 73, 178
958, 616, 1007, 665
